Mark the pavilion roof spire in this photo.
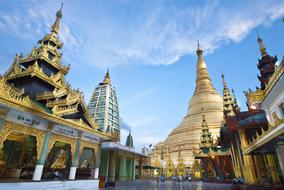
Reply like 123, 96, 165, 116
51, 3, 63, 35
222, 73, 235, 117
257, 34, 267, 57
200, 108, 213, 148
232, 89, 240, 113
103, 68, 111, 84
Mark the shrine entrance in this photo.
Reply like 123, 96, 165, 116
42, 141, 72, 180
0, 132, 37, 179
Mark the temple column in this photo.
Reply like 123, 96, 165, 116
275, 143, 284, 180
99, 149, 109, 181
126, 158, 134, 180
68, 134, 81, 180
252, 155, 262, 183
108, 150, 117, 183
132, 158, 136, 180
138, 158, 143, 180
32, 125, 52, 181
242, 155, 257, 184
0, 117, 6, 171
119, 156, 126, 181
94, 145, 101, 179
266, 154, 280, 184
215, 157, 223, 179
256, 154, 267, 184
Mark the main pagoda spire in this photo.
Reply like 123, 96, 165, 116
194, 42, 217, 94
222, 73, 235, 117
257, 34, 277, 90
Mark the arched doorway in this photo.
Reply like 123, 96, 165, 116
76, 147, 96, 179
0, 132, 37, 179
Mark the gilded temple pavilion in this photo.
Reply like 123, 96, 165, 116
0, 5, 117, 182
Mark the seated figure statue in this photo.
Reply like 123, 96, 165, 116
51, 149, 66, 169
80, 159, 89, 169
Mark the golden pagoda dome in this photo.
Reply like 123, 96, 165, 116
152, 43, 223, 166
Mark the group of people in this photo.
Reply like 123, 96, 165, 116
172, 175, 192, 184
156, 174, 192, 183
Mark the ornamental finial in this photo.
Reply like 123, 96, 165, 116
221, 72, 227, 88
196, 40, 202, 56
103, 68, 111, 84
51, 2, 64, 35
257, 32, 267, 57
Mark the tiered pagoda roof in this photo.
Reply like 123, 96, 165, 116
2, 4, 96, 129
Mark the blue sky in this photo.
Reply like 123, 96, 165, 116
0, 0, 284, 151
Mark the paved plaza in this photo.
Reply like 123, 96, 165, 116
101, 181, 232, 190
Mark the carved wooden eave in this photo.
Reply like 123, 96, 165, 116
17, 47, 69, 76
46, 94, 79, 107
0, 77, 47, 113
244, 88, 265, 106
5, 61, 63, 89
52, 103, 79, 117
38, 33, 63, 49
242, 122, 284, 155
36, 88, 69, 100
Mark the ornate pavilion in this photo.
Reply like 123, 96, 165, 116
0, 5, 118, 183
219, 35, 284, 184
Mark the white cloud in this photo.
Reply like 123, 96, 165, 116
79, 0, 284, 67
0, 1, 82, 54
121, 86, 158, 105
1, 1, 283, 67
134, 130, 163, 151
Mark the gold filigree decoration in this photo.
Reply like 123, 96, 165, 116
264, 62, 284, 97
79, 140, 98, 157
271, 112, 284, 127
244, 88, 264, 109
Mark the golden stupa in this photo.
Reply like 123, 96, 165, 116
152, 44, 223, 167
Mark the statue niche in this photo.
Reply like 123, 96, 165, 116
51, 149, 66, 169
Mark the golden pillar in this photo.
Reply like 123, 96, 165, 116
253, 155, 262, 183
239, 129, 257, 184
231, 144, 241, 177
253, 154, 267, 184
266, 154, 280, 184
242, 155, 257, 184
